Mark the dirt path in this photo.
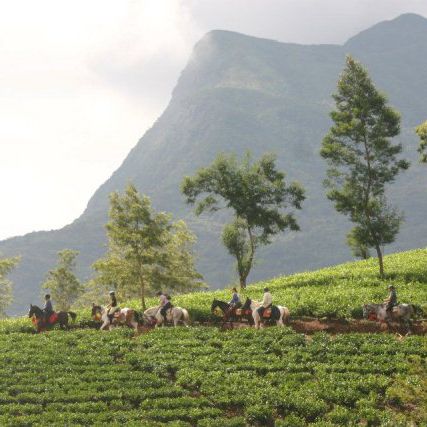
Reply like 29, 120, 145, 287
211, 317, 427, 335
288, 317, 426, 335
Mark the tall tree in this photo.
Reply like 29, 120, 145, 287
92, 184, 203, 310
416, 120, 427, 163
321, 56, 409, 277
181, 152, 305, 288
41, 250, 83, 311
0, 256, 20, 318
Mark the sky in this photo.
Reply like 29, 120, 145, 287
1, 0, 426, 241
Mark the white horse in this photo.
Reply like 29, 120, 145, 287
244, 298, 290, 329
144, 305, 190, 327
92, 304, 140, 331
363, 303, 417, 333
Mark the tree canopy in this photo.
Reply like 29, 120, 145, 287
91, 184, 203, 309
181, 152, 305, 287
320, 56, 409, 277
0, 256, 20, 318
416, 120, 427, 163
41, 250, 83, 311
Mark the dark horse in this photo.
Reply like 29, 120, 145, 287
29, 305, 77, 333
211, 299, 254, 326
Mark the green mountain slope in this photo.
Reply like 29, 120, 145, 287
1, 14, 427, 315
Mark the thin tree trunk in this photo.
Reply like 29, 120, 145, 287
239, 276, 246, 289
139, 275, 146, 311
375, 244, 384, 278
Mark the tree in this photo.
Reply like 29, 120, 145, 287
92, 184, 203, 310
346, 229, 371, 260
181, 152, 305, 288
416, 120, 427, 163
320, 56, 409, 277
0, 256, 20, 318
41, 250, 83, 311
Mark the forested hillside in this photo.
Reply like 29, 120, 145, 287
1, 13, 427, 314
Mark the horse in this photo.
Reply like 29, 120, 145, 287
91, 304, 141, 331
243, 298, 290, 329
144, 305, 190, 327
211, 299, 254, 326
362, 303, 418, 333
28, 305, 76, 333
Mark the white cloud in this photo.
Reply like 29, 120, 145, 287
0, 0, 426, 240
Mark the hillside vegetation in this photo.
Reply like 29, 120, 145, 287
0, 249, 426, 425
98, 248, 427, 324
0, 328, 425, 426
2, 14, 427, 315
2, 248, 426, 334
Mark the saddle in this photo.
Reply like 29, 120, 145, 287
235, 308, 251, 316
48, 312, 58, 324
262, 306, 280, 320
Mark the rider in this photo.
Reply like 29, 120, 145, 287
157, 291, 172, 322
107, 291, 119, 324
228, 287, 242, 310
257, 287, 272, 318
384, 285, 398, 318
43, 294, 54, 324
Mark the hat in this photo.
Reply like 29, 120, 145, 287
45, 294, 51, 299
109, 290, 115, 295
388, 285, 395, 289
232, 287, 238, 293
263, 287, 269, 292
156, 291, 163, 296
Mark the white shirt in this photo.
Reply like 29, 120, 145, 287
262, 292, 272, 308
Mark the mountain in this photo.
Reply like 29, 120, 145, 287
2, 13, 427, 315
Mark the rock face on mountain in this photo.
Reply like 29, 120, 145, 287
2, 14, 427, 314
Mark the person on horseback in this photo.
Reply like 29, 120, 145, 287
43, 294, 54, 324
228, 287, 242, 310
257, 287, 272, 318
106, 291, 119, 324
384, 285, 398, 318
157, 291, 172, 322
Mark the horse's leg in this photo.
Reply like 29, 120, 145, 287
100, 319, 109, 331
130, 320, 139, 331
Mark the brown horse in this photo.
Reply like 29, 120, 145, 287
29, 304, 77, 333
211, 299, 254, 327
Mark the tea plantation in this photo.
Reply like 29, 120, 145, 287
0, 248, 426, 425
0, 327, 426, 426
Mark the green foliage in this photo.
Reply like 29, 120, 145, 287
91, 184, 204, 309
182, 151, 304, 287
321, 56, 410, 277
0, 327, 424, 425
41, 250, 82, 311
0, 256, 20, 317
416, 120, 427, 163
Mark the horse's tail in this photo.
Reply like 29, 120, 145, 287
282, 307, 290, 323
411, 304, 424, 318
182, 308, 190, 323
68, 312, 77, 322
133, 310, 141, 324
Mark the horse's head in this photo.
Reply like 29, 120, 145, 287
242, 298, 251, 310
28, 304, 42, 319
91, 303, 103, 320
211, 299, 219, 312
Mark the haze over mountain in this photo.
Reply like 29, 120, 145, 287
2, 13, 427, 314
